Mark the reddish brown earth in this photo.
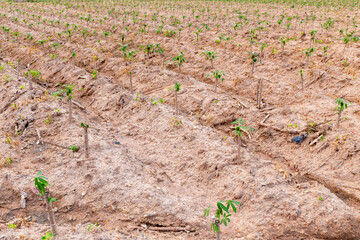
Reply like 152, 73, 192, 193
0, 0, 360, 239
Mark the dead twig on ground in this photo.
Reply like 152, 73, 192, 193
309, 131, 325, 146
261, 114, 270, 124
72, 100, 86, 110
148, 226, 194, 232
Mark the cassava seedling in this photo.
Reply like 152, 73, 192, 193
170, 83, 181, 116
66, 29, 72, 43
300, 69, 304, 91
204, 200, 241, 240
70, 145, 80, 152
232, 118, 254, 163
173, 52, 186, 73
93, 55, 99, 73
33, 171, 58, 235
341, 30, 355, 56
8, 223, 16, 229
201, 50, 217, 69
207, 70, 225, 93
52, 42, 60, 53
304, 48, 314, 68
223, 36, 231, 53
249, 52, 259, 76
335, 98, 349, 129
41, 232, 54, 240
81, 123, 90, 158
144, 44, 155, 64
24, 69, 42, 81
122, 47, 136, 94
233, 22, 241, 35
280, 37, 290, 55
71, 51, 76, 65
81, 28, 89, 46
92, 70, 98, 79
260, 43, 268, 63
87, 223, 100, 233
309, 30, 317, 47
52, 84, 75, 123
194, 29, 201, 42
322, 46, 328, 62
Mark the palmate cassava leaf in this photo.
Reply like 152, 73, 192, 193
34, 171, 49, 196
217, 202, 229, 213
206, 200, 241, 233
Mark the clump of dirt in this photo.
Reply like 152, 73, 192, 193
0, 0, 360, 239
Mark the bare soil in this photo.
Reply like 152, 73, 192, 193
0, 1, 360, 239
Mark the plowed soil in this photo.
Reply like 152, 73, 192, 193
0, 0, 360, 239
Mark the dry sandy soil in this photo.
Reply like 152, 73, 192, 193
0, 0, 360, 239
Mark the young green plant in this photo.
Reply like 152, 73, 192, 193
170, 83, 181, 116
260, 43, 268, 63
201, 50, 217, 69
249, 52, 259, 76
34, 171, 58, 235
122, 46, 136, 94
232, 118, 255, 163
204, 200, 241, 240
173, 52, 186, 73
335, 98, 349, 129
304, 48, 314, 68
52, 84, 75, 123
144, 44, 154, 65
207, 70, 225, 93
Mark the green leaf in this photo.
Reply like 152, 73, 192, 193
204, 206, 210, 217
218, 202, 229, 213
230, 200, 241, 205
230, 202, 237, 213
212, 223, 219, 233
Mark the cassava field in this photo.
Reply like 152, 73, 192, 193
0, 0, 360, 239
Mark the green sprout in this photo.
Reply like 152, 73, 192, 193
24, 69, 42, 81
70, 145, 80, 152
87, 223, 100, 232
41, 232, 54, 240
232, 118, 255, 163
304, 47, 314, 68
144, 44, 155, 64
92, 70, 98, 79
335, 98, 349, 129
173, 52, 186, 73
300, 69, 304, 90
8, 223, 17, 229
34, 172, 57, 203
170, 83, 181, 116
249, 52, 259, 76
201, 50, 217, 69
207, 70, 225, 93
204, 200, 241, 235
